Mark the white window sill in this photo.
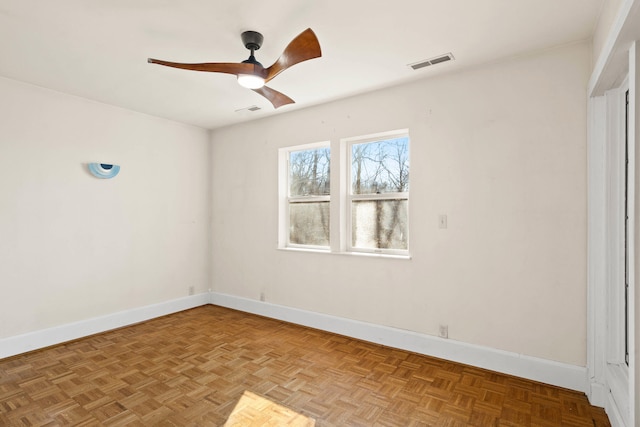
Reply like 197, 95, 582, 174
277, 247, 411, 260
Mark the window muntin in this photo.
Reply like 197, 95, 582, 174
287, 145, 330, 248
348, 134, 409, 254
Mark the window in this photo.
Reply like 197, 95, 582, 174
283, 143, 330, 248
348, 134, 409, 254
279, 130, 410, 256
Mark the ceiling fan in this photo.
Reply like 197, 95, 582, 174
148, 28, 321, 109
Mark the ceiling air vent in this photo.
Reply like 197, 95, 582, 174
235, 105, 261, 113
408, 53, 455, 70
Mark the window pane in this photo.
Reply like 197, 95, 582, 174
352, 137, 409, 194
290, 147, 330, 196
289, 201, 330, 246
352, 199, 408, 250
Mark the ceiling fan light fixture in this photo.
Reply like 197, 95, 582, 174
237, 74, 265, 89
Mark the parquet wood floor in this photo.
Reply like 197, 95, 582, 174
0, 305, 610, 426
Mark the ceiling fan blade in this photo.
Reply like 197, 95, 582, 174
148, 58, 266, 77
252, 86, 295, 109
264, 28, 321, 83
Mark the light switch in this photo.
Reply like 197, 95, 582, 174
439, 214, 448, 229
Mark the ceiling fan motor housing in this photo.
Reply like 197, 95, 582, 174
241, 31, 264, 51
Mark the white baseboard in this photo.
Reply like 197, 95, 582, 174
210, 292, 589, 393
589, 381, 608, 408
1, 291, 589, 396
0, 293, 209, 359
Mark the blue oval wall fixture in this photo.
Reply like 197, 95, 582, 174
88, 163, 120, 179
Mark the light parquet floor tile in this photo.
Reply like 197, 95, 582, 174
0, 305, 610, 426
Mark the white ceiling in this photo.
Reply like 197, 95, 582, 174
0, 0, 604, 130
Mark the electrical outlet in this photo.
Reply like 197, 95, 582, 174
438, 324, 448, 339
260, 292, 265, 302
188, 286, 195, 296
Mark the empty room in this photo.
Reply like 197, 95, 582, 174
1, 1, 639, 426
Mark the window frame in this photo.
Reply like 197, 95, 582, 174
278, 130, 410, 259
278, 141, 331, 251
598, 75, 631, 426
343, 131, 410, 256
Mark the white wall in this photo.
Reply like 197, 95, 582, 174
210, 42, 590, 366
0, 77, 210, 339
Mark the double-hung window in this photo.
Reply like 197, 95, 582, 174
283, 143, 331, 249
279, 130, 409, 256
347, 132, 409, 254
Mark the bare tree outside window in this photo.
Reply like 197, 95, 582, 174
288, 147, 330, 246
351, 137, 409, 250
